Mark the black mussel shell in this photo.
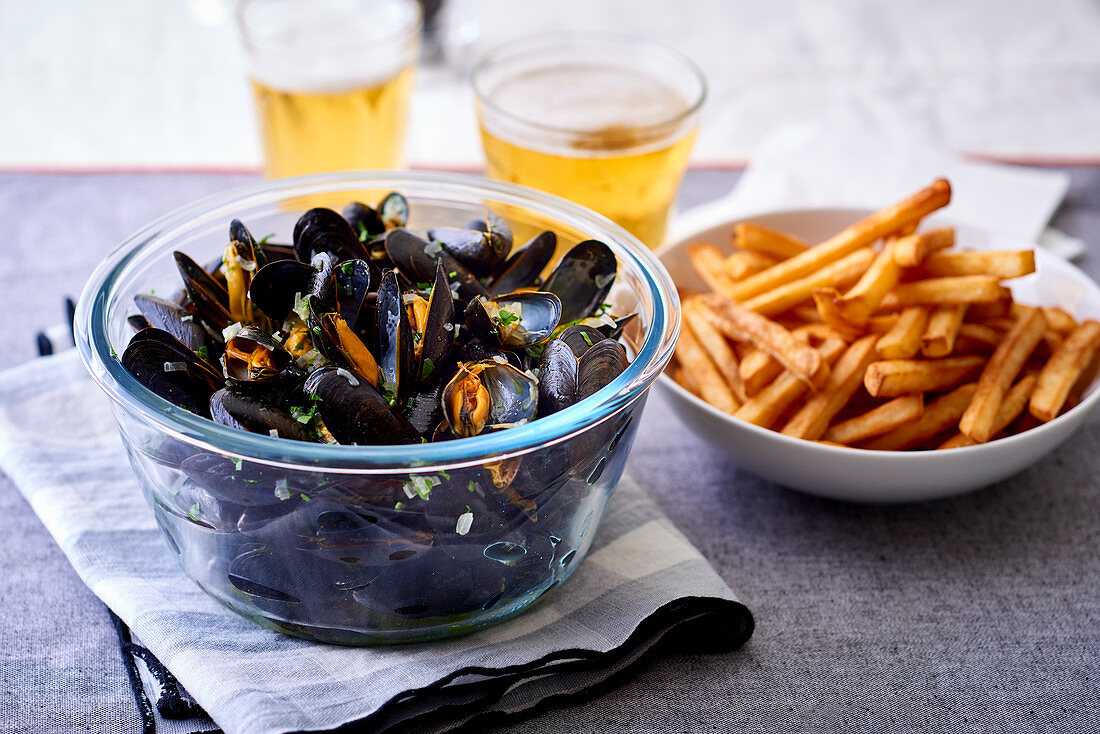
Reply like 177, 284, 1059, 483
259, 242, 296, 262
174, 251, 232, 329
489, 230, 556, 296
134, 293, 211, 355
558, 323, 606, 359
542, 240, 617, 323
342, 202, 385, 242
426, 225, 509, 277
375, 269, 415, 404
415, 261, 455, 382
384, 228, 488, 304
378, 192, 409, 229
458, 339, 523, 370
304, 367, 419, 445
442, 360, 538, 437
210, 388, 313, 441
293, 207, 366, 263
121, 328, 223, 417
127, 314, 151, 332
180, 452, 296, 506
309, 251, 339, 313
485, 210, 513, 252
464, 292, 561, 349
402, 379, 445, 436
599, 312, 637, 341
334, 259, 375, 334
537, 339, 578, 415
223, 326, 294, 382
248, 259, 315, 323
229, 218, 266, 270
307, 295, 380, 388
576, 338, 628, 400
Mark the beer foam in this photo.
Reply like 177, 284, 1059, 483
242, 0, 419, 92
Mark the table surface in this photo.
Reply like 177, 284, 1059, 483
2, 169, 1099, 733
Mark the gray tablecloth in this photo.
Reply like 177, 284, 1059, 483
2, 169, 1099, 733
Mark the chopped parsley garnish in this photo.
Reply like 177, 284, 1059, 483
395, 501, 405, 510
581, 332, 593, 346
299, 493, 311, 502
196, 345, 210, 360
420, 357, 434, 379
524, 344, 546, 361
416, 281, 433, 291
231, 457, 243, 471
439, 470, 450, 480
356, 221, 370, 243
187, 502, 201, 521
340, 261, 355, 275
448, 271, 457, 278
467, 480, 478, 493
291, 403, 319, 424
498, 309, 519, 326
257, 233, 274, 244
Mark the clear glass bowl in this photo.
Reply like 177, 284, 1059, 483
74, 171, 679, 644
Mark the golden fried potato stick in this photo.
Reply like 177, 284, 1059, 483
864, 355, 985, 397
724, 250, 778, 281
1009, 303, 1077, 335
739, 347, 783, 396
734, 222, 809, 260
921, 304, 967, 357
832, 240, 902, 323
672, 365, 700, 397
956, 323, 1003, 349
876, 307, 929, 359
921, 249, 1036, 279
722, 179, 952, 302
734, 339, 846, 429
1029, 320, 1100, 422
741, 247, 877, 317
686, 242, 738, 299
938, 375, 1036, 448
863, 383, 978, 450
698, 293, 829, 388
683, 299, 748, 403
960, 305, 1047, 442
780, 335, 879, 440
878, 276, 1010, 310
966, 299, 1014, 321
674, 317, 739, 413
891, 227, 955, 267
823, 393, 924, 445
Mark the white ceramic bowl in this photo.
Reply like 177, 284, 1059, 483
657, 208, 1100, 503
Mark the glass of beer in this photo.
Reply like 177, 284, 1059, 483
237, 0, 422, 179
472, 33, 706, 249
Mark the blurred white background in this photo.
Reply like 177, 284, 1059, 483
3, 0, 1099, 169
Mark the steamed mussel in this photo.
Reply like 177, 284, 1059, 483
120, 192, 635, 446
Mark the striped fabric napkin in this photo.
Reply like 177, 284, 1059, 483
0, 350, 752, 734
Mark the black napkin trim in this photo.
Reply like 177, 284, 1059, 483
336, 595, 754, 734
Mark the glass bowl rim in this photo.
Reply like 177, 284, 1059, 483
74, 170, 680, 473
470, 31, 708, 139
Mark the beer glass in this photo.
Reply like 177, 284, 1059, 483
472, 33, 706, 249
237, 0, 422, 179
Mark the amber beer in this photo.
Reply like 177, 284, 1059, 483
237, 0, 421, 179
474, 36, 706, 249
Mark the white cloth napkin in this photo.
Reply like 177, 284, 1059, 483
671, 121, 1082, 258
0, 351, 752, 734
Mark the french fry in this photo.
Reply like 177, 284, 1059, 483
864, 355, 985, 397
1010, 303, 1077, 335
921, 304, 967, 357
956, 323, 1003, 349
922, 250, 1036, 279
734, 222, 809, 260
878, 276, 1010, 310
891, 227, 955, 266
960, 306, 1047, 442
781, 335, 879, 440
741, 247, 876, 316
876, 306, 929, 359
698, 293, 829, 388
683, 300, 748, 403
724, 250, 778, 281
832, 240, 902, 323
674, 317, 739, 413
1029, 320, 1100, 421
938, 375, 1036, 448
736, 339, 846, 429
966, 300, 1013, 321
672, 365, 700, 397
823, 393, 924, 445
740, 348, 784, 396
687, 243, 738, 298
863, 383, 978, 450
723, 179, 952, 302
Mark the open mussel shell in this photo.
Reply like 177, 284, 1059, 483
174, 251, 232, 329
378, 192, 409, 229
489, 230, 556, 296
464, 291, 562, 349
304, 367, 419, 445
133, 293, 211, 355
577, 338, 628, 401
121, 328, 223, 417
412, 261, 455, 383
209, 388, 312, 442
334, 259, 375, 333
307, 295, 380, 388
229, 218, 266, 270
293, 207, 366, 263
384, 228, 488, 304
342, 201, 385, 241
248, 259, 315, 323
442, 360, 538, 437
537, 339, 578, 415
375, 269, 415, 405
223, 326, 294, 383
542, 239, 617, 323
426, 225, 510, 277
